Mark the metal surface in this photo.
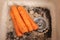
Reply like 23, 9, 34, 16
34, 17, 48, 32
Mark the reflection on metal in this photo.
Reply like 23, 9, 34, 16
34, 17, 49, 33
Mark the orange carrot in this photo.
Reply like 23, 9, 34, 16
10, 11, 22, 37
10, 5, 28, 33
28, 17, 38, 30
18, 6, 33, 32
18, 6, 38, 30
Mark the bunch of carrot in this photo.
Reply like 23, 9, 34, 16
10, 5, 38, 37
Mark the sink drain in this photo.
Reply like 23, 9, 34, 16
34, 17, 49, 33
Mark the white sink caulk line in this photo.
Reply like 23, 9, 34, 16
0, 0, 57, 40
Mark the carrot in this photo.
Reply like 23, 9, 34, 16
18, 6, 38, 30
28, 17, 38, 30
10, 11, 22, 37
10, 5, 28, 33
18, 6, 33, 32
